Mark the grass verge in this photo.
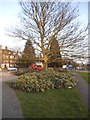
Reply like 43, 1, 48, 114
16, 88, 88, 118
77, 72, 90, 83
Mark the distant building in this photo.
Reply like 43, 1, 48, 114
0, 45, 18, 69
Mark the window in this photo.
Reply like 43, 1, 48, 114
9, 52, 11, 54
6, 55, 8, 59
3, 60, 5, 63
3, 55, 5, 58
3, 60, 8, 63
10, 60, 12, 63
6, 60, 8, 63
10, 55, 14, 59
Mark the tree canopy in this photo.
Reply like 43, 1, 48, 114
18, 40, 36, 68
48, 37, 62, 68
7, 1, 87, 69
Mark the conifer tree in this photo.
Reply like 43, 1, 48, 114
48, 37, 62, 68
22, 40, 36, 67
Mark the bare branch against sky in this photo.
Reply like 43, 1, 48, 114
6, 1, 87, 65
0, 0, 88, 66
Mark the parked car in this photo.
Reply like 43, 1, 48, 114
8, 67, 18, 71
62, 65, 68, 69
36, 65, 44, 71
30, 62, 44, 71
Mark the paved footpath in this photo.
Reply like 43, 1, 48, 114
0, 72, 24, 118
72, 72, 90, 112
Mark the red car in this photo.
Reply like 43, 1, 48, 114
30, 62, 44, 71
30, 64, 35, 70
36, 65, 43, 70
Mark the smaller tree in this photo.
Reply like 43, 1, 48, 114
71, 60, 79, 69
48, 37, 62, 68
18, 40, 36, 68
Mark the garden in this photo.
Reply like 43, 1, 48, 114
10, 68, 77, 93
9, 68, 88, 118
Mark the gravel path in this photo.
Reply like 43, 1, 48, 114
2, 83, 24, 118
72, 72, 90, 112
2, 71, 18, 82
0, 72, 24, 118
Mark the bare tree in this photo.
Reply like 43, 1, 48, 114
6, 1, 87, 70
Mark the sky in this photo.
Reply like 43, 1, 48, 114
0, 0, 25, 51
0, 0, 88, 53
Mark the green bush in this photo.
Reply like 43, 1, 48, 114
13, 68, 34, 76
10, 68, 78, 93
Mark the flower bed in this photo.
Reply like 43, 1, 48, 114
10, 69, 78, 93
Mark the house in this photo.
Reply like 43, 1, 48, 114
0, 45, 18, 69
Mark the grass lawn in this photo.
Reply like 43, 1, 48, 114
16, 88, 88, 118
77, 72, 90, 83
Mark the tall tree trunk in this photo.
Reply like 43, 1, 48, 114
44, 61, 48, 70
43, 55, 48, 70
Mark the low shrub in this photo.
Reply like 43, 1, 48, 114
13, 68, 34, 76
54, 67, 68, 73
10, 68, 78, 93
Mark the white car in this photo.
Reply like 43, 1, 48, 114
62, 65, 67, 69
8, 67, 18, 71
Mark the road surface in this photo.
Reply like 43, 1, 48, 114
0, 71, 24, 118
